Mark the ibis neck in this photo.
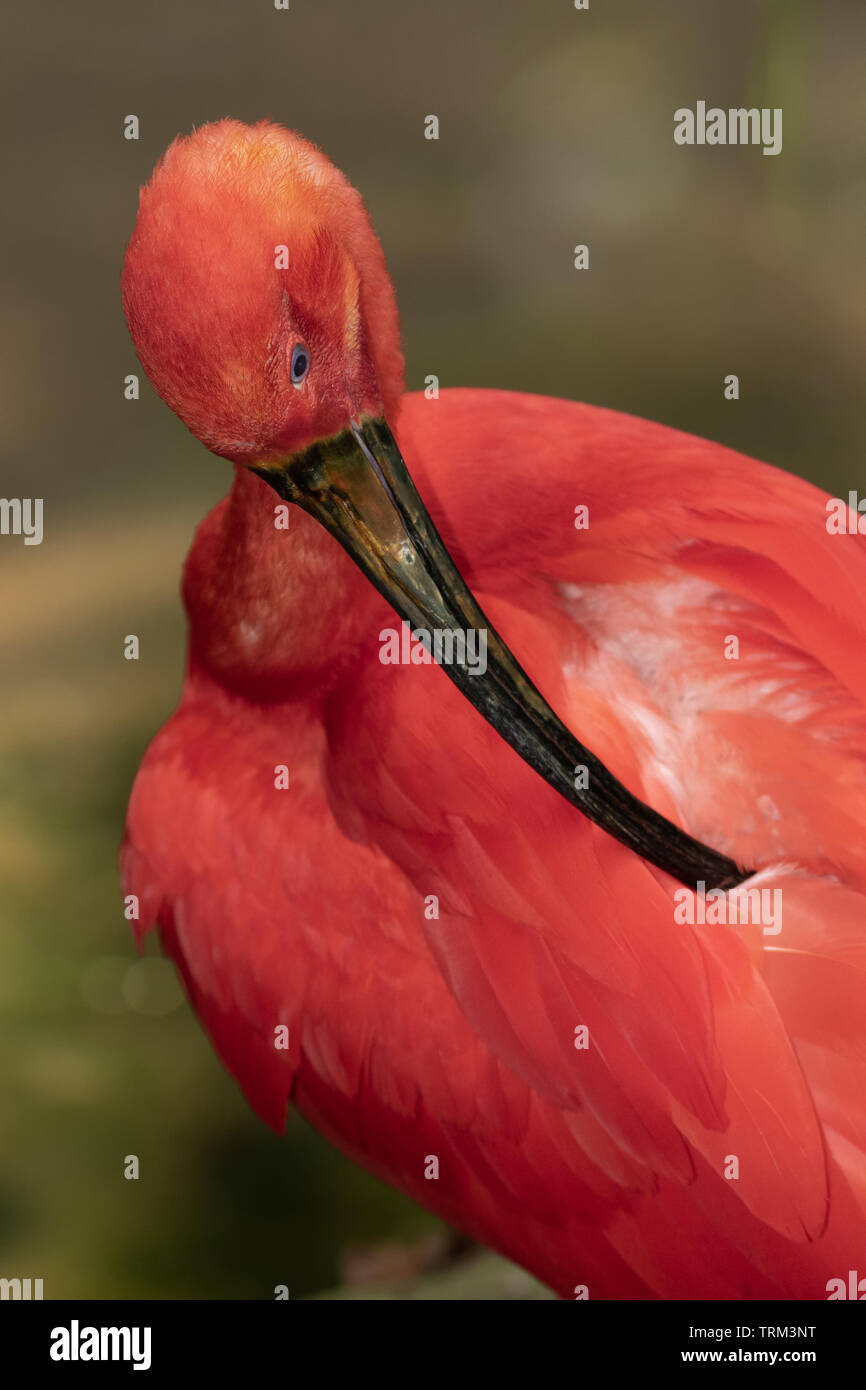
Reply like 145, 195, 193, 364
183, 465, 384, 703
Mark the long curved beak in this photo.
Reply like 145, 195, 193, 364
253, 417, 745, 891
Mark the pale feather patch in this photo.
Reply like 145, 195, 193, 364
556, 572, 828, 834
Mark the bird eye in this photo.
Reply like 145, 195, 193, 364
290, 343, 310, 385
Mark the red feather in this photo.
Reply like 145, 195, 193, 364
123, 389, 866, 1296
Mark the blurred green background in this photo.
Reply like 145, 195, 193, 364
1, 0, 864, 1298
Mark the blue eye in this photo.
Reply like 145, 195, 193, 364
290, 343, 310, 384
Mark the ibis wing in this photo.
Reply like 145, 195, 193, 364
120, 700, 552, 1141
122, 391, 866, 1290
120, 706, 309, 1131
320, 390, 866, 1243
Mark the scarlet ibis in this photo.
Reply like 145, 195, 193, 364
120, 119, 866, 1299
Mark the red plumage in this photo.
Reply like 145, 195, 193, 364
121, 121, 866, 1298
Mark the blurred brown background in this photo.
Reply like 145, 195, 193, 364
1, 0, 863, 1297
